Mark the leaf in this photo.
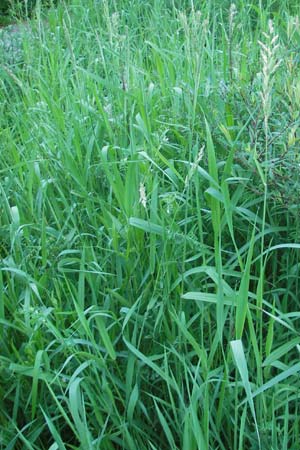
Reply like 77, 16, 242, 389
235, 223, 256, 339
263, 337, 300, 367
231, 339, 261, 448
182, 291, 237, 306
154, 401, 176, 449
250, 362, 300, 400
31, 350, 44, 419
205, 119, 220, 236
41, 407, 67, 450
129, 217, 164, 235
124, 338, 176, 389
127, 383, 139, 423
95, 315, 116, 360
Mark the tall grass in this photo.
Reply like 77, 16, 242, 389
1, 0, 300, 448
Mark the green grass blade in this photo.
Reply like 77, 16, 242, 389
230, 339, 261, 449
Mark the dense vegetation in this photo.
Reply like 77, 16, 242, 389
0, 0, 58, 25
1, 0, 300, 448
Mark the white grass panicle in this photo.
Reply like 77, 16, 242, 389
259, 20, 281, 131
139, 182, 147, 209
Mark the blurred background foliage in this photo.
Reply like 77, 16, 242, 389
0, 0, 60, 25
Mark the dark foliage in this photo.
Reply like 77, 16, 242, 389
0, 0, 59, 21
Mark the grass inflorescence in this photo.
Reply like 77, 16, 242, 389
1, 0, 300, 448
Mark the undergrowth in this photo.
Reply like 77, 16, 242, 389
1, 0, 300, 449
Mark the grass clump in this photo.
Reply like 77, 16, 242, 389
0, 0, 61, 26
1, 0, 300, 448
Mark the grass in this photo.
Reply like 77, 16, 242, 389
1, 0, 300, 448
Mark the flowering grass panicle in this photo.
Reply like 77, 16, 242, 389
258, 20, 281, 130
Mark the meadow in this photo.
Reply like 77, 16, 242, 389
1, 0, 300, 448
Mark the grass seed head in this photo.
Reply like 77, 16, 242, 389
139, 182, 147, 209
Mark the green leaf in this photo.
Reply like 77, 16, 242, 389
231, 339, 260, 449
129, 217, 164, 235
